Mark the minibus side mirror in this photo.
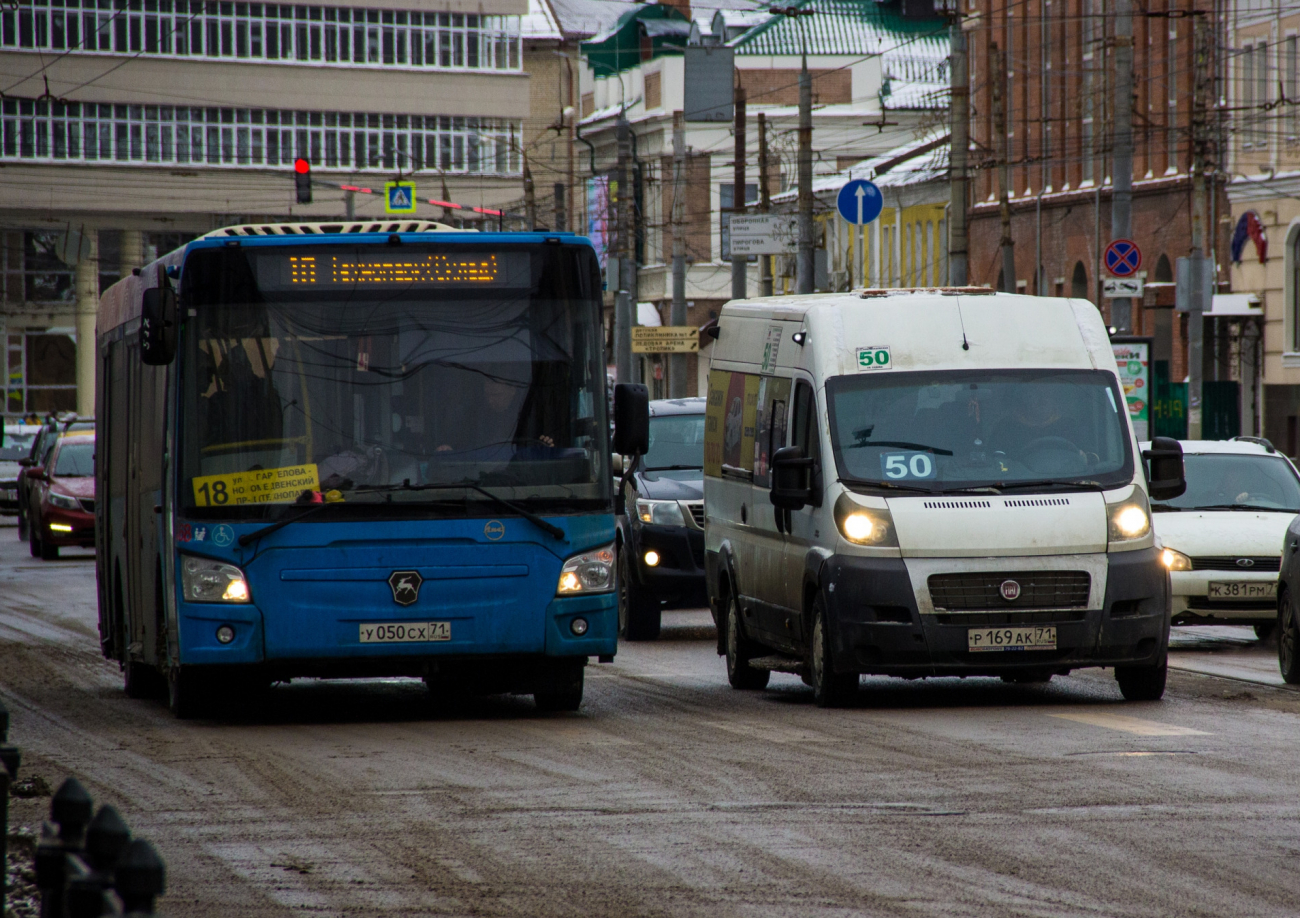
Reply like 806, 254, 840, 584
770, 446, 814, 510
1143, 436, 1186, 501
613, 384, 650, 457
140, 286, 178, 366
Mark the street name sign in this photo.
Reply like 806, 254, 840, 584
730, 215, 799, 255
385, 181, 417, 214
1104, 238, 1142, 277
836, 179, 883, 226
1103, 277, 1144, 298
632, 326, 699, 354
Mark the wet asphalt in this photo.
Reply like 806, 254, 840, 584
2, 522, 1298, 918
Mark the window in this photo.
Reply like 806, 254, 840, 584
1291, 227, 1300, 352
1243, 44, 1255, 149
1257, 41, 1270, 149
1288, 35, 1298, 142
1, 99, 521, 175
0, 1, 521, 73
1071, 261, 1089, 299
1155, 254, 1173, 284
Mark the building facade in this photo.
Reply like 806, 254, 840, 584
0, 0, 529, 416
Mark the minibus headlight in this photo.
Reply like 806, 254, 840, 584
1107, 491, 1152, 543
635, 498, 686, 526
1161, 547, 1192, 571
557, 543, 615, 595
182, 556, 251, 603
833, 495, 898, 547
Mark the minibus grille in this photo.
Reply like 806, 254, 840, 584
1190, 556, 1280, 572
927, 571, 1091, 611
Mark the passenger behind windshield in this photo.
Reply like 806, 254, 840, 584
826, 369, 1132, 490
1151, 453, 1300, 512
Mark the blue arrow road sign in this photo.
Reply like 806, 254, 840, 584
1104, 238, 1142, 277
836, 179, 883, 226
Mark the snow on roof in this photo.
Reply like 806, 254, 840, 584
522, 0, 563, 41
544, 0, 641, 40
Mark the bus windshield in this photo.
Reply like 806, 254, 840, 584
826, 369, 1133, 492
178, 242, 609, 516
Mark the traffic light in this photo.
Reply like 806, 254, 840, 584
294, 158, 312, 204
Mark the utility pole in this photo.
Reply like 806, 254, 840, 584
345, 190, 355, 220
948, 17, 969, 286
758, 112, 773, 297
670, 110, 687, 399
732, 83, 747, 302
1187, 14, 1211, 439
523, 153, 536, 231
991, 43, 1015, 292
615, 116, 633, 384
797, 48, 814, 294
554, 182, 566, 232
1110, 0, 1134, 332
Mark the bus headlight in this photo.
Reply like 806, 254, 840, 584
557, 543, 615, 595
1107, 491, 1152, 544
1161, 547, 1192, 571
182, 556, 251, 603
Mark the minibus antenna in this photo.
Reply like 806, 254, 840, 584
956, 299, 970, 351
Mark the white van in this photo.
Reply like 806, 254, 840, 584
702, 289, 1185, 706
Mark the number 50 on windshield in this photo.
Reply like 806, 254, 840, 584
881, 451, 937, 480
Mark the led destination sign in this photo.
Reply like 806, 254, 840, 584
257, 250, 530, 290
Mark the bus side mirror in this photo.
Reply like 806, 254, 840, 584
770, 446, 814, 510
613, 384, 649, 457
140, 286, 178, 366
1143, 436, 1186, 501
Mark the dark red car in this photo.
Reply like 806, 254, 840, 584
27, 433, 96, 560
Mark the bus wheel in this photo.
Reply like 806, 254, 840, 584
123, 658, 165, 700
534, 666, 584, 713
1115, 654, 1168, 701
810, 595, 857, 708
168, 667, 212, 719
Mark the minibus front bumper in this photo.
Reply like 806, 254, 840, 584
821, 548, 1169, 677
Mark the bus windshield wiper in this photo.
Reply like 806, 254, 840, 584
356, 480, 567, 541
645, 465, 702, 471
237, 497, 337, 548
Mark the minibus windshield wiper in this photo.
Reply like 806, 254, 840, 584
355, 480, 567, 541
845, 441, 954, 455
645, 464, 702, 471
1183, 503, 1298, 513
993, 479, 1106, 492
840, 477, 938, 494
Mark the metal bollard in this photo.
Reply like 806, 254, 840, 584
37, 777, 94, 918
67, 805, 133, 918
115, 838, 166, 915
1, 698, 19, 918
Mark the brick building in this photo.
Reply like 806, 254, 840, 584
963, 0, 1231, 437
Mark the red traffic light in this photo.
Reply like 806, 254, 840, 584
294, 158, 310, 174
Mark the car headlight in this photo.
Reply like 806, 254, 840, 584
833, 494, 898, 547
48, 491, 80, 510
1107, 490, 1152, 544
181, 555, 251, 603
635, 498, 686, 526
556, 543, 615, 595
1161, 547, 1192, 571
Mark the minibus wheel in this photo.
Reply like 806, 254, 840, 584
1115, 655, 1168, 701
810, 596, 857, 707
724, 591, 769, 691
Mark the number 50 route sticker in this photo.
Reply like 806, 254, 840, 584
857, 346, 892, 371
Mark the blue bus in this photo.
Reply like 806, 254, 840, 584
95, 222, 646, 717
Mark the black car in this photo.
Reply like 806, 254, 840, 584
616, 397, 707, 640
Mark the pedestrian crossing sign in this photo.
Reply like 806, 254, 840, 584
384, 181, 417, 214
